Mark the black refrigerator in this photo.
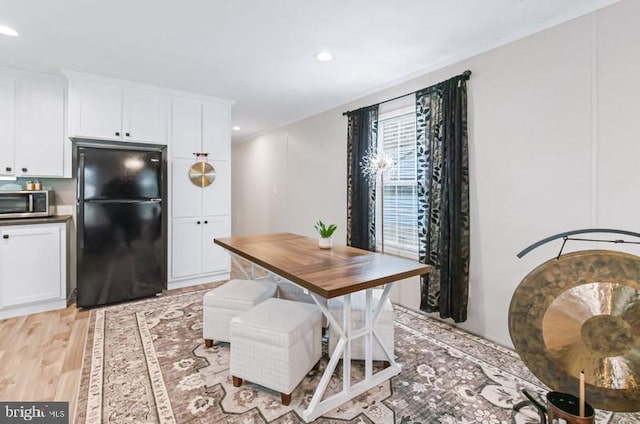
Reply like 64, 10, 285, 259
75, 140, 167, 308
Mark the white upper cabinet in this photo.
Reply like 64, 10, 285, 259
72, 79, 122, 139
0, 71, 65, 178
171, 97, 202, 159
67, 72, 169, 144
202, 101, 230, 160
123, 89, 168, 144
0, 76, 15, 177
14, 78, 65, 177
171, 97, 231, 160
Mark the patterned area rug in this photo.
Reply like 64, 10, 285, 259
75, 289, 640, 423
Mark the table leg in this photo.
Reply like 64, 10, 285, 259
343, 294, 351, 392
230, 255, 252, 280
230, 253, 284, 284
303, 285, 401, 421
365, 289, 372, 379
227, 253, 401, 420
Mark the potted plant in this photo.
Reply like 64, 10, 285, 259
315, 220, 337, 249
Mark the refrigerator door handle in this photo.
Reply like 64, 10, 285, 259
28, 193, 34, 212
78, 151, 86, 201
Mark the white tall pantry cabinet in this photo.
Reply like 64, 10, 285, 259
169, 97, 232, 288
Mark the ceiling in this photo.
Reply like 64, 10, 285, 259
0, 0, 622, 142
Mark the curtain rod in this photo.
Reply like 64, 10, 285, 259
342, 70, 471, 116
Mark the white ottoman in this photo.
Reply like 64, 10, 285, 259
230, 298, 322, 405
203, 279, 277, 347
328, 290, 394, 362
276, 280, 328, 326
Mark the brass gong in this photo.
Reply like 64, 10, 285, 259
189, 161, 216, 187
509, 250, 640, 412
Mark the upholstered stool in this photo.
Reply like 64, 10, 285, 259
230, 298, 322, 405
328, 290, 394, 362
276, 279, 328, 326
202, 279, 277, 347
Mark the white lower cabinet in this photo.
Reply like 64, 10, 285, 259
171, 219, 201, 279
0, 221, 68, 319
201, 216, 231, 274
171, 216, 230, 284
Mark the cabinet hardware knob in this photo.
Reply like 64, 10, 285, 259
125, 132, 130, 137
5, 167, 10, 172
21, 167, 27, 172
115, 131, 120, 136
196, 221, 201, 224
2, 235, 8, 239
204, 221, 208, 224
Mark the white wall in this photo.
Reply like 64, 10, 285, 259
231, 0, 640, 348
232, 113, 347, 241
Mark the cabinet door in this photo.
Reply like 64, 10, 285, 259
0, 76, 15, 176
202, 160, 230, 216
171, 218, 203, 279
202, 101, 230, 160
171, 158, 202, 218
71, 80, 122, 139
201, 216, 230, 274
171, 97, 202, 159
14, 79, 65, 177
0, 224, 62, 307
123, 89, 169, 144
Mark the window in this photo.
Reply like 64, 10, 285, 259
376, 104, 418, 258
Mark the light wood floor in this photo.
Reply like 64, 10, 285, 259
0, 282, 222, 424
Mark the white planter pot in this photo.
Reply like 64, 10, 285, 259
318, 237, 333, 249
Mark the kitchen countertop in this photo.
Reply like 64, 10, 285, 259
0, 215, 72, 226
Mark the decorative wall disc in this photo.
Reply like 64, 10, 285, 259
509, 250, 640, 412
189, 161, 216, 187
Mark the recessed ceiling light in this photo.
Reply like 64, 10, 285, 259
315, 51, 332, 62
0, 25, 18, 37
232, 126, 241, 131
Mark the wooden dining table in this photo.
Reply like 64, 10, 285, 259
214, 233, 431, 421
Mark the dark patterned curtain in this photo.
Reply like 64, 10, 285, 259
416, 75, 470, 323
346, 105, 378, 251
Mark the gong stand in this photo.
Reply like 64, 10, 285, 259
513, 390, 547, 424
516, 228, 640, 258
510, 228, 640, 419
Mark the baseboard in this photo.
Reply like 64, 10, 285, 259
168, 272, 231, 290
0, 298, 67, 320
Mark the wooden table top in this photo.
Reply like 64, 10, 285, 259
214, 233, 432, 299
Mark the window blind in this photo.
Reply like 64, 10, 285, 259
377, 111, 418, 256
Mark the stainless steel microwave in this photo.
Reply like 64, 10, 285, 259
0, 190, 52, 219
